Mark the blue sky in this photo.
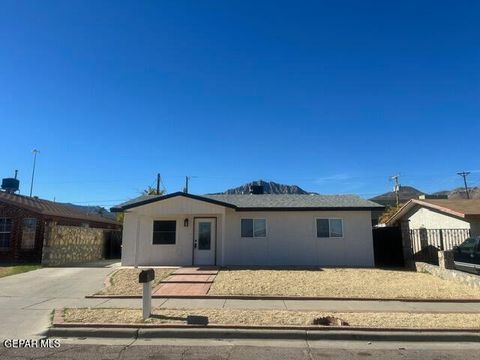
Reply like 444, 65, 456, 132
1, 1, 479, 208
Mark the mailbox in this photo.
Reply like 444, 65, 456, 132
139, 268, 155, 283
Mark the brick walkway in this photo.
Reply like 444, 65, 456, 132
153, 267, 219, 296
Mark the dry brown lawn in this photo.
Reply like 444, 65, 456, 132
209, 268, 480, 299
63, 307, 480, 329
96, 268, 174, 296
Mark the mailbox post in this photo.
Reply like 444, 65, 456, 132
139, 269, 155, 320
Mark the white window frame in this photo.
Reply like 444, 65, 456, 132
241, 218, 267, 238
315, 218, 344, 238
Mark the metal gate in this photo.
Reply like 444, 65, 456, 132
410, 228, 470, 265
372, 226, 404, 267
104, 230, 122, 259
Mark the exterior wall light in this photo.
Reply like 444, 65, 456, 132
184, 218, 189, 227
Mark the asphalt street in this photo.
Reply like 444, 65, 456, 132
2, 338, 480, 360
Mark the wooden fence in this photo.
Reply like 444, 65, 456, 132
410, 228, 471, 265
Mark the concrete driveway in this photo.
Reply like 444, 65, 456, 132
0, 261, 119, 339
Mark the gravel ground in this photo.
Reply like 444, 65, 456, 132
95, 268, 174, 295
63, 307, 480, 328
208, 268, 480, 299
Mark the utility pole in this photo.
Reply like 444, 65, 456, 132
390, 175, 400, 206
156, 173, 161, 195
457, 171, 470, 199
29, 149, 40, 197
184, 176, 189, 194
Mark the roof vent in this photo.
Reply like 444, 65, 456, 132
1, 170, 20, 194
249, 184, 264, 195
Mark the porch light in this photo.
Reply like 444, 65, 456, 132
184, 218, 189, 227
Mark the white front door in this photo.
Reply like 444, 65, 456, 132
193, 218, 216, 266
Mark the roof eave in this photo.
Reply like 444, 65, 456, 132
112, 192, 237, 212
385, 199, 469, 226
413, 199, 466, 219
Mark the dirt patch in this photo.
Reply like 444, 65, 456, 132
96, 268, 174, 296
209, 268, 480, 299
312, 316, 349, 326
63, 307, 480, 329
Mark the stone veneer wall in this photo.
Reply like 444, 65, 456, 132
416, 261, 480, 290
41, 223, 106, 266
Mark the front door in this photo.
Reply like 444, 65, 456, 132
193, 218, 216, 266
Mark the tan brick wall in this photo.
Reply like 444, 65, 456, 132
41, 223, 106, 266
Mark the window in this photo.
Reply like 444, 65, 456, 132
21, 218, 37, 249
316, 218, 343, 238
153, 220, 176, 244
241, 219, 266, 238
0, 218, 12, 250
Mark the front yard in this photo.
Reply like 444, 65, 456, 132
94, 267, 480, 299
0, 264, 42, 279
62, 307, 480, 329
209, 268, 480, 299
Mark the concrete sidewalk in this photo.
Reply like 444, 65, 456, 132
91, 298, 480, 313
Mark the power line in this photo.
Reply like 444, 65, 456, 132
29, 149, 40, 197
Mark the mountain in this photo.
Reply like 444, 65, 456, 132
370, 186, 425, 207
371, 185, 480, 207
433, 187, 480, 199
220, 180, 311, 195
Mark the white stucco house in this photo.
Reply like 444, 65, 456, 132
111, 191, 383, 267
386, 197, 480, 235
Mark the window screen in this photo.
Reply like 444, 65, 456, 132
316, 219, 343, 238
153, 220, 176, 244
241, 219, 266, 238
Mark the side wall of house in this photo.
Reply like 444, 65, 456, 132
406, 207, 470, 230
222, 209, 374, 267
121, 197, 225, 266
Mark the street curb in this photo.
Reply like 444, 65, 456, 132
45, 326, 480, 342
85, 294, 480, 302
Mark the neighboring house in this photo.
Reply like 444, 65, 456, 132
386, 197, 480, 235
111, 190, 383, 267
0, 192, 120, 263
385, 197, 480, 265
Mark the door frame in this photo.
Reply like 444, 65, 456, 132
191, 217, 217, 266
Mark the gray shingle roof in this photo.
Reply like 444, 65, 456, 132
203, 194, 382, 209
111, 192, 382, 212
